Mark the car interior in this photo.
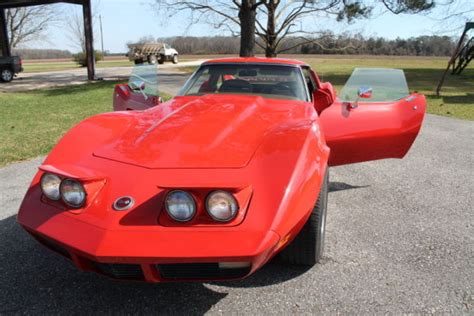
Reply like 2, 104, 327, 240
185, 64, 335, 111
187, 66, 307, 101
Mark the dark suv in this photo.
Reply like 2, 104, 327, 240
0, 56, 23, 82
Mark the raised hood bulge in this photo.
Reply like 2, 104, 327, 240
93, 95, 308, 169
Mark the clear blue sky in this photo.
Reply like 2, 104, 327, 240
38, 0, 473, 53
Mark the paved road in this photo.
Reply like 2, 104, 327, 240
0, 60, 205, 94
0, 114, 472, 314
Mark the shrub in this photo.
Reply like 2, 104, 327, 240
73, 50, 104, 67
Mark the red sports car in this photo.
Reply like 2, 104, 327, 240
17, 58, 426, 282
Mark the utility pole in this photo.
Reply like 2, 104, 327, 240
99, 14, 104, 56
0, 9, 11, 57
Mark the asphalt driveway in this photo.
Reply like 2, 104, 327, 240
0, 114, 472, 314
0, 60, 205, 94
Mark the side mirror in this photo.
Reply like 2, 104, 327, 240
129, 80, 146, 91
357, 86, 373, 99
346, 86, 373, 111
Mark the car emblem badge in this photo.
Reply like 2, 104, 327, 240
113, 196, 134, 211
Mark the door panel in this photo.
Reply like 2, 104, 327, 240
113, 84, 160, 111
113, 63, 161, 111
319, 93, 426, 166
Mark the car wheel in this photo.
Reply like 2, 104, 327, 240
172, 54, 179, 64
134, 59, 144, 65
147, 55, 157, 64
158, 55, 165, 64
1, 68, 13, 82
280, 169, 329, 265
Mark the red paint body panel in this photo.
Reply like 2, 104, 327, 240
113, 84, 160, 111
17, 58, 426, 282
320, 94, 426, 166
100, 95, 314, 169
204, 57, 308, 66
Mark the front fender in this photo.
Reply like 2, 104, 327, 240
248, 119, 329, 248
43, 111, 135, 166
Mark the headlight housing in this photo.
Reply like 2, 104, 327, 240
60, 179, 86, 208
165, 190, 196, 222
206, 190, 239, 222
40, 173, 61, 201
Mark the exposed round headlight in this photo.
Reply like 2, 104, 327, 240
40, 173, 61, 201
60, 179, 86, 208
165, 190, 196, 222
206, 191, 239, 222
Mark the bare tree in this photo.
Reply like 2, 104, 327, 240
65, 10, 86, 52
65, 3, 100, 53
257, 0, 438, 57
255, 1, 346, 57
153, 0, 267, 56
429, 0, 474, 35
5, 5, 59, 50
153, 0, 437, 57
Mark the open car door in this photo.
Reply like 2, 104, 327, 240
319, 68, 426, 166
113, 63, 162, 111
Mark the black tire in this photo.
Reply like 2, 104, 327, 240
280, 169, 329, 265
134, 59, 144, 65
1, 68, 13, 82
158, 55, 165, 64
172, 54, 179, 64
147, 54, 157, 64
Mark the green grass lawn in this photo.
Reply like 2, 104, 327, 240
1, 55, 472, 167
0, 81, 171, 167
302, 56, 474, 121
152, 56, 474, 120
23, 60, 134, 73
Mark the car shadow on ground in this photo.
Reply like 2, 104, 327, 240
329, 181, 370, 192
0, 215, 310, 314
0, 181, 360, 313
0, 215, 224, 314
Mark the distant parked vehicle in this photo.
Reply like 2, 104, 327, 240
127, 42, 179, 65
0, 56, 23, 83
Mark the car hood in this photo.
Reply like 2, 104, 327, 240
94, 95, 312, 169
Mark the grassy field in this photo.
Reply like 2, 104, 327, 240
22, 56, 204, 73
1, 55, 472, 167
0, 81, 171, 166
23, 59, 134, 73
158, 55, 474, 120
302, 56, 473, 120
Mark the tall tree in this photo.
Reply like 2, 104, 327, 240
5, 5, 59, 50
153, 0, 436, 57
153, 0, 266, 57
65, 10, 86, 52
64, 3, 99, 53
239, 0, 260, 56
257, 0, 436, 57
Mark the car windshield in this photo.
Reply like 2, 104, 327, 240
339, 68, 410, 102
178, 64, 308, 101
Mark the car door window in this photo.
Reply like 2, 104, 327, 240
340, 68, 409, 102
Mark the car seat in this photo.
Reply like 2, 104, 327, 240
219, 79, 252, 93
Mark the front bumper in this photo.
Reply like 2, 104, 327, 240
18, 208, 280, 282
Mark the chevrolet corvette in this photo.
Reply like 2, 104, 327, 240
17, 57, 426, 282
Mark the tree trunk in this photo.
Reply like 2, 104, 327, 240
239, 0, 257, 57
265, 0, 277, 57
